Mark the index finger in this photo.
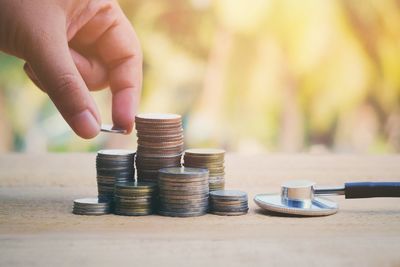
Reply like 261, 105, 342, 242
95, 4, 142, 133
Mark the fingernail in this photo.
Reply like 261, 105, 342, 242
70, 109, 100, 139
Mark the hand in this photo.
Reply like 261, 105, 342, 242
0, 0, 142, 138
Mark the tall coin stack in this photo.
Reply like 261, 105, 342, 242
135, 113, 184, 183
96, 149, 135, 199
114, 182, 158, 216
158, 167, 209, 217
183, 148, 225, 191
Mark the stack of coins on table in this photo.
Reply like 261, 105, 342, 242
135, 113, 184, 183
158, 167, 209, 217
209, 190, 249, 216
72, 197, 112, 215
114, 182, 158, 216
96, 149, 135, 199
183, 148, 225, 191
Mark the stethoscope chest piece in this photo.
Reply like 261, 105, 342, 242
254, 180, 400, 217
254, 180, 338, 217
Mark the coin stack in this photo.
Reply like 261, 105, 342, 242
209, 190, 249, 216
158, 167, 209, 217
183, 148, 225, 191
96, 149, 135, 199
114, 182, 158, 216
135, 113, 184, 183
73, 197, 112, 215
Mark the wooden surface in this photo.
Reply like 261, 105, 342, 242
0, 153, 399, 267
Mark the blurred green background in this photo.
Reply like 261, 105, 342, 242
1, 0, 400, 153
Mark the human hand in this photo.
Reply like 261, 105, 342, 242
0, 0, 142, 138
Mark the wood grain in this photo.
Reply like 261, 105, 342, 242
0, 153, 399, 266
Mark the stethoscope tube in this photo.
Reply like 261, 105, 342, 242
315, 182, 400, 198
343, 182, 400, 199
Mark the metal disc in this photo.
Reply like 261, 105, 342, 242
135, 113, 181, 122
100, 124, 128, 134
254, 193, 338, 217
159, 167, 209, 177
210, 190, 247, 199
73, 197, 111, 205
97, 149, 135, 156
184, 148, 225, 156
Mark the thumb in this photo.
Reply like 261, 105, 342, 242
26, 30, 101, 139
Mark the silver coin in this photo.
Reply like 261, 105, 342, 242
158, 177, 208, 184
72, 197, 112, 216
73, 197, 111, 206
73, 212, 110, 216
73, 208, 111, 213
97, 149, 135, 157
159, 167, 209, 177
100, 124, 128, 134
158, 210, 207, 217
210, 190, 248, 199
159, 189, 209, 196
115, 181, 157, 189
73, 203, 110, 209
160, 206, 208, 213
114, 196, 154, 201
210, 207, 249, 213
114, 213, 152, 216
210, 211, 248, 216
159, 203, 208, 210
211, 199, 248, 204
159, 185, 208, 191
211, 200, 247, 205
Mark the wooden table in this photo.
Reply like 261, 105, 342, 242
0, 153, 399, 266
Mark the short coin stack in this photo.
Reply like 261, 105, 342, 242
73, 197, 112, 215
114, 182, 158, 216
183, 148, 225, 191
158, 167, 209, 217
209, 190, 248, 216
96, 149, 135, 199
135, 113, 184, 183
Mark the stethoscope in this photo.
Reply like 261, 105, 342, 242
254, 180, 400, 216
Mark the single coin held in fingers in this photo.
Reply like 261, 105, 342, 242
100, 124, 128, 134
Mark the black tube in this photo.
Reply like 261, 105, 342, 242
345, 182, 400, 199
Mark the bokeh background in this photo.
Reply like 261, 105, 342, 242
1, 0, 400, 153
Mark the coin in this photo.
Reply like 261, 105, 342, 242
158, 210, 207, 217
115, 181, 156, 189
158, 197, 209, 204
72, 197, 112, 216
159, 167, 208, 177
96, 150, 135, 199
114, 210, 153, 216
210, 211, 248, 216
113, 181, 157, 216
209, 190, 248, 216
97, 149, 135, 157
184, 148, 226, 191
184, 148, 225, 156
135, 125, 182, 132
210, 190, 247, 199
135, 113, 181, 122
100, 124, 128, 134
135, 113, 184, 184
159, 184, 209, 191
158, 166, 209, 217
137, 141, 184, 149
